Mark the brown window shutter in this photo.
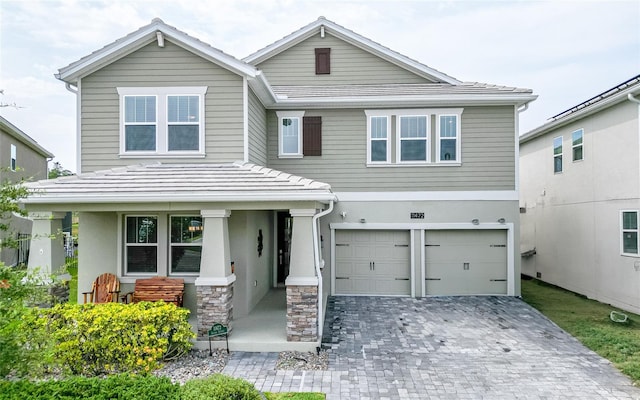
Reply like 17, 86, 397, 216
303, 116, 322, 156
315, 48, 330, 75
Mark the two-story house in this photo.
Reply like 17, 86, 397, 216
520, 75, 640, 314
0, 116, 53, 266
23, 17, 536, 351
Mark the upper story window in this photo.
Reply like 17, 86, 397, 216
621, 211, 639, 256
277, 111, 305, 158
437, 115, 460, 162
553, 136, 563, 173
10, 144, 16, 171
398, 115, 429, 163
315, 48, 331, 74
117, 87, 207, 157
572, 129, 583, 162
365, 108, 463, 167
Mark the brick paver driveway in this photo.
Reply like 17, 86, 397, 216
224, 296, 640, 399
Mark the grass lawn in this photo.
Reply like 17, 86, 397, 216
66, 257, 77, 304
521, 277, 640, 384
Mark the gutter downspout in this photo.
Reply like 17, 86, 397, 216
312, 199, 334, 342
64, 83, 78, 94
628, 93, 640, 209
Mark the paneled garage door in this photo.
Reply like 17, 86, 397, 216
335, 230, 411, 295
425, 230, 507, 295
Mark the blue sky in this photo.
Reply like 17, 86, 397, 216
1, 0, 638, 173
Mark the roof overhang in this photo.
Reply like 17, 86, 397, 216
56, 18, 257, 84
0, 116, 54, 159
243, 17, 460, 85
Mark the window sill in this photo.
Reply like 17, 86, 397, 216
119, 152, 206, 159
620, 253, 640, 259
366, 162, 462, 168
278, 154, 303, 159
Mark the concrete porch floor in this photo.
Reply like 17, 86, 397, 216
194, 288, 320, 352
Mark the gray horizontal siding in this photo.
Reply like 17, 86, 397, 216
80, 40, 244, 173
266, 106, 516, 191
247, 89, 267, 165
255, 33, 430, 86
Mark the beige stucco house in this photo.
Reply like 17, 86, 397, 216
0, 116, 53, 266
23, 17, 536, 351
520, 74, 640, 313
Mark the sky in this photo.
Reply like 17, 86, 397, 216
1, 0, 638, 173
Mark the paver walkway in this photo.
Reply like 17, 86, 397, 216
223, 296, 640, 399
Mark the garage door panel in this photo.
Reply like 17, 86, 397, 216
335, 230, 410, 296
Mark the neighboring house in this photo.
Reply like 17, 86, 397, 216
0, 116, 53, 266
520, 75, 640, 314
23, 17, 536, 351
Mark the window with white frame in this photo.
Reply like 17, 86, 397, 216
170, 216, 203, 274
398, 115, 428, 162
368, 115, 390, 163
118, 87, 206, 155
553, 136, 563, 173
572, 129, 583, 162
10, 144, 16, 171
277, 111, 304, 157
125, 216, 158, 274
437, 115, 459, 162
621, 211, 639, 255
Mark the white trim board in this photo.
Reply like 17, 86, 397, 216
335, 191, 518, 202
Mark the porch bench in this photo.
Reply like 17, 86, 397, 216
121, 276, 184, 307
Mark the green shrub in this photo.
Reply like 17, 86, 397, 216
0, 374, 180, 400
39, 301, 195, 376
181, 374, 263, 400
0, 264, 55, 378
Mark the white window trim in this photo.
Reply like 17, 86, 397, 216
621, 210, 640, 257
397, 115, 430, 164
10, 144, 16, 171
169, 215, 203, 277
553, 136, 563, 174
276, 110, 305, 158
117, 87, 207, 157
365, 111, 391, 165
123, 214, 160, 276
436, 114, 462, 164
572, 128, 584, 162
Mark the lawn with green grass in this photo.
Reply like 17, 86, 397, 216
66, 257, 78, 304
521, 278, 640, 383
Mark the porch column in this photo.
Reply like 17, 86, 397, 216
195, 209, 236, 340
27, 212, 66, 275
285, 208, 319, 342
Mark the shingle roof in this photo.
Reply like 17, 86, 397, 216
24, 162, 335, 204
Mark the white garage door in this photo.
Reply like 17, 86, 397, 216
335, 230, 411, 295
425, 230, 507, 295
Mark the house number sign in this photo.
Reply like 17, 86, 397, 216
410, 212, 425, 219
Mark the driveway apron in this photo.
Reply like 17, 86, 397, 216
223, 296, 640, 399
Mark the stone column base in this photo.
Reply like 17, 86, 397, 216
286, 285, 318, 342
196, 283, 233, 340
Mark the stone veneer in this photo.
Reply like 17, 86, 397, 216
286, 285, 318, 341
196, 284, 233, 340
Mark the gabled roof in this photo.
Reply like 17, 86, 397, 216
521, 74, 640, 144
0, 116, 54, 158
56, 18, 257, 84
23, 162, 335, 204
269, 82, 536, 108
243, 16, 460, 85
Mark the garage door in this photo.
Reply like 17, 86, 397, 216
425, 230, 507, 295
335, 230, 411, 295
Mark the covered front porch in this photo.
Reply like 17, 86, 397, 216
23, 162, 336, 352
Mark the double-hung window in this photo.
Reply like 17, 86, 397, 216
118, 87, 206, 156
553, 136, 563, 173
621, 211, 639, 255
367, 115, 390, 163
277, 111, 304, 158
572, 129, 583, 162
437, 115, 460, 162
10, 144, 16, 171
398, 115, 428, 162
170, 216, 203, 275
125, 216, 158, 274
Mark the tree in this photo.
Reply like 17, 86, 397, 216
0, 173, 29, 250
48, 162, 74, 179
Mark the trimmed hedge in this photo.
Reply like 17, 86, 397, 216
181, 374, 263, 400
37, 301, 195, 376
